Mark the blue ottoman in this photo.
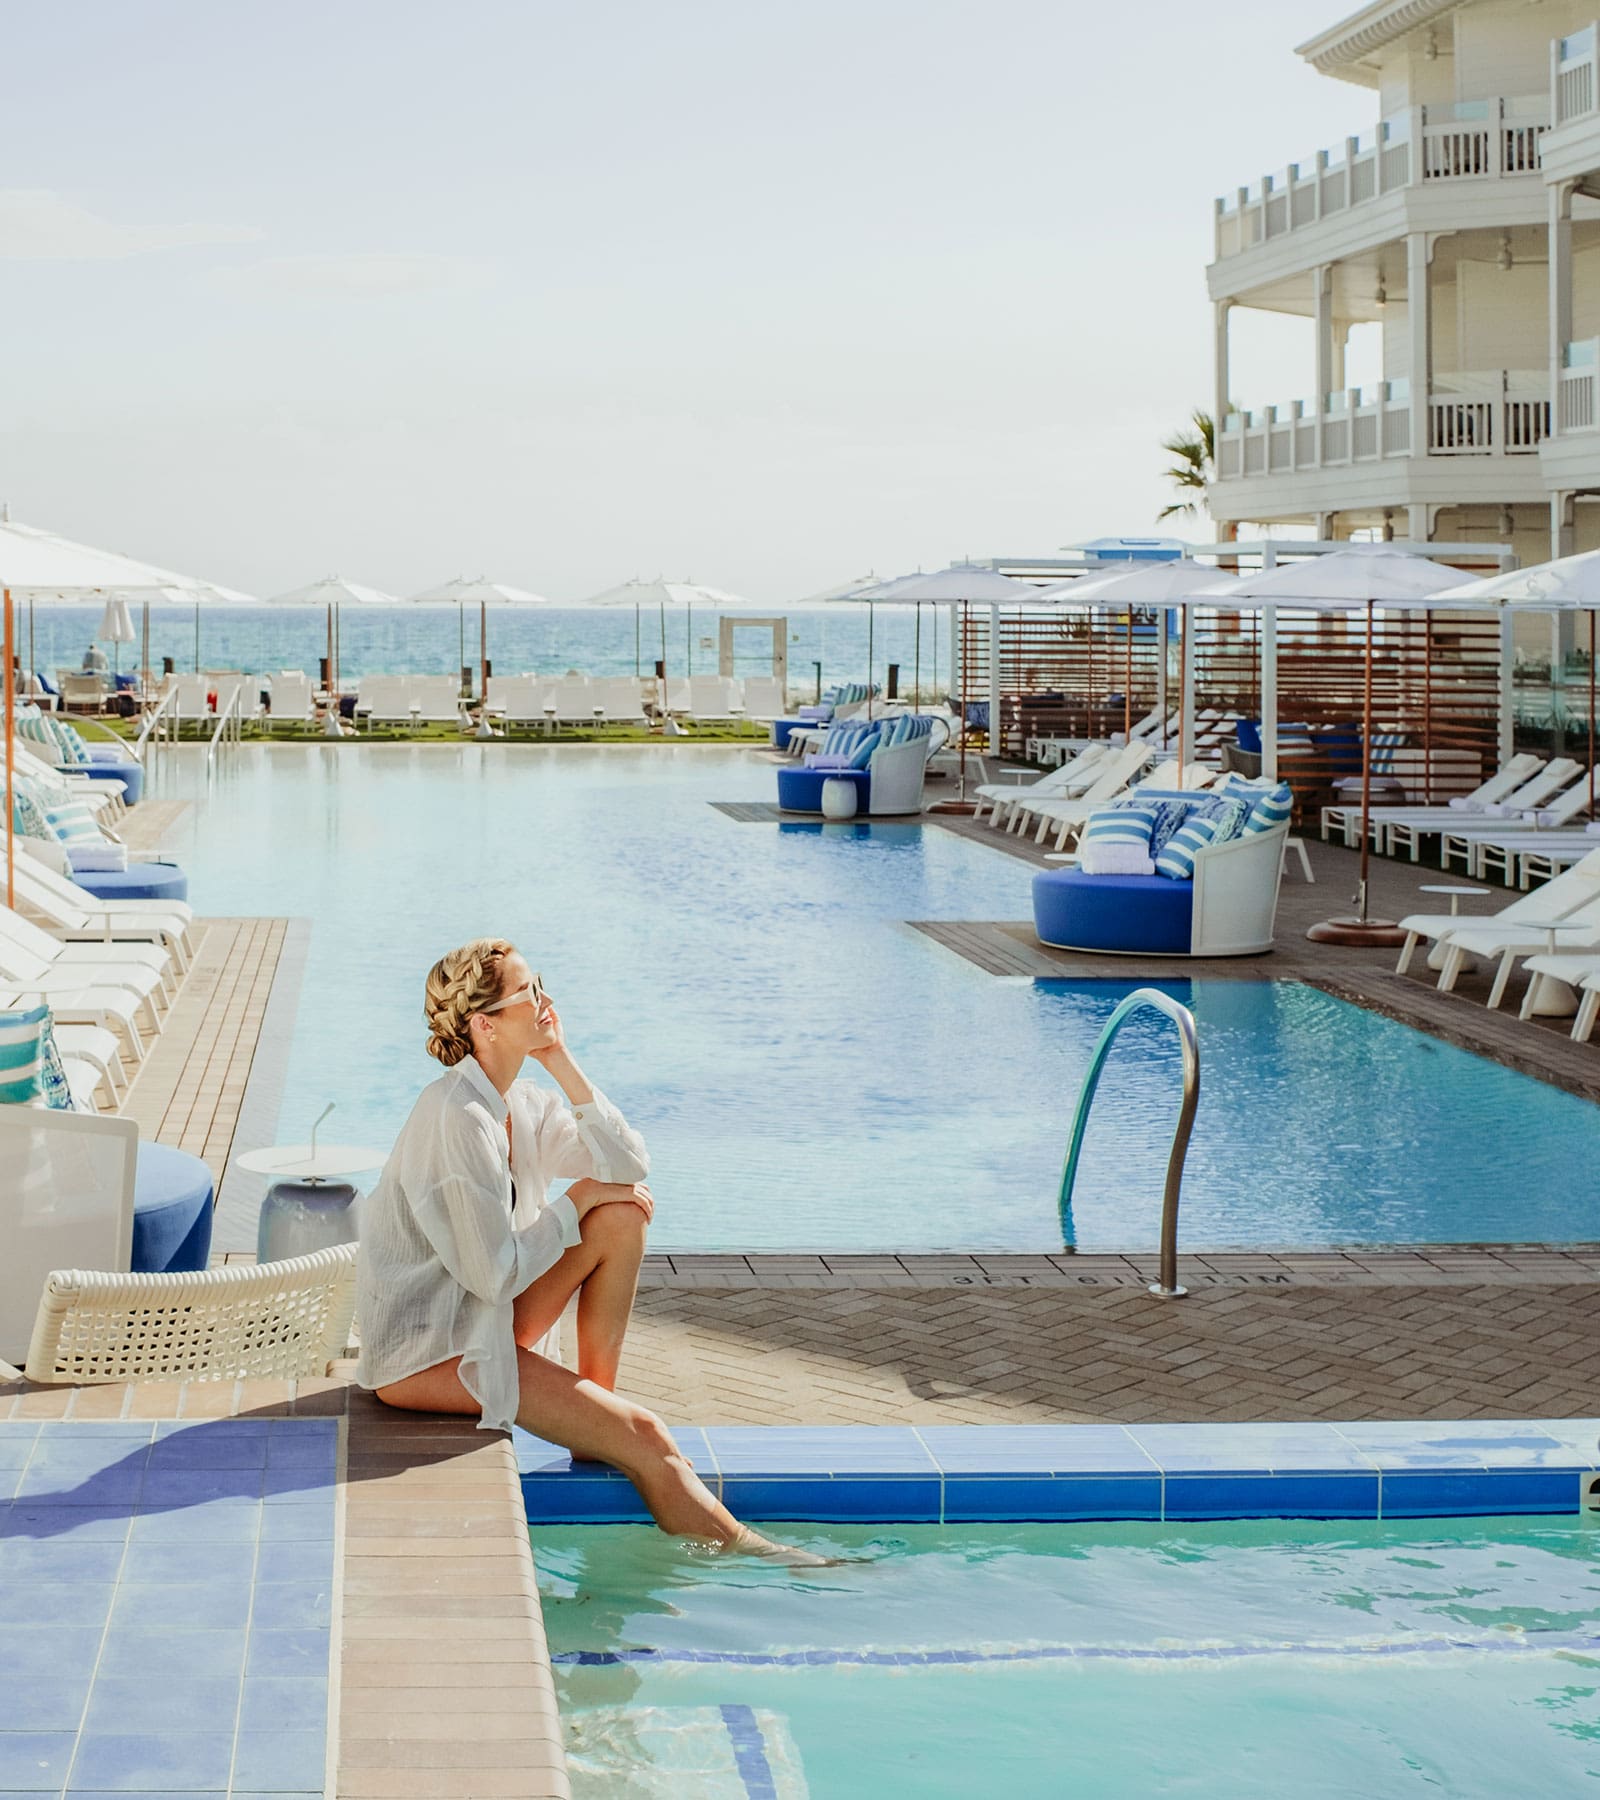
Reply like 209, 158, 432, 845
777, 767, 871, 814
78, 760, 144, 805
74, 863, 190, 904
132, 1141, 215, 1274
1033, 868, 1194, 956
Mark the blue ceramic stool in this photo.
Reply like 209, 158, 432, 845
132, 1141, 215, 1274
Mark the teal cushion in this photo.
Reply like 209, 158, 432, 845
0, 1002, 48, 1105
847, 729, 882, 770
44, 803, 104, 846
1154, 813, 1221, 880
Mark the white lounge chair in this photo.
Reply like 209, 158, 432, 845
1023, 742, 1165, 850
1362, 759, 1581, 861
996, 745, 1125, 834
974, 742, 1114, 828
742, 677, 788, 721
1395, 848, 1600, 977
0, 1241, 358, 1384
1436, 773, 1600, 879
1, 907, 179, 1008
266, 672, 316, 730
15, 844, 195, 935
0, 919, 168, 1038
1435, 888, 1600, 1009
687, 675, 743, 722
1319, 754, 1543, 846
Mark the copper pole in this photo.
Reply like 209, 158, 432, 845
1124, 608, 1133, 739
1358, 598, 1375, 923
1590, 609, 1596, 820
480, 598, 488, 705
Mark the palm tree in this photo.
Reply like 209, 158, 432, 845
1157, 411, 1215, 521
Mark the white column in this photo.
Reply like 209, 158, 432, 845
1259, 542, 1278, 781
1406, 232, 1432, 457
1407, 503, 1429, 543
1551, 180, 1574, 429
1214, 302, 1232, 429
1499, 616, 1515, 769
1313, 266, 1334, 412
948, 602, 959, 705
1179, 607, 1195, 771
988, 602, 1002, 765
1155, 610, 1169, 745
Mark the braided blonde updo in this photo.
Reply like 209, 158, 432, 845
423, 938, 516, 1067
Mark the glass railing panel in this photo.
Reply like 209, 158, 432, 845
1561, 25, 1595, 61
1323, 392, 1350, 415
1424, 99, 1489, 123
1502, 93, 1551, 120
1380, 109, 1412, 143
1386, 377, 1411, 404
1565, 339, 1599, 369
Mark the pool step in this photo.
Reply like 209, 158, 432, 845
564, 1703, 808, 1797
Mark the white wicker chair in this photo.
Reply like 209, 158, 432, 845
0, 1244, 358, 1385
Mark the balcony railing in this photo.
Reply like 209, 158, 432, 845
1215, 373, 1549, 480
1559, 338, 1600, 432
1555, 25, 1598, 126
1214, 96, 1548, 261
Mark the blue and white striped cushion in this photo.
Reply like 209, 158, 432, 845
847, 729, 882, 770
1154, 813, 1222, 880
16, 710, 56, 750
50, 720, 90, 765
1216, 774, 1294, 834
0, 1003, 48, 1106
1079, 803, 1158, 875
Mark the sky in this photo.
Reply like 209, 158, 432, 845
1, 0, 1375, 601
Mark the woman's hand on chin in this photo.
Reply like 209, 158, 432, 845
567, 1179, 654, 1223
526, 1002, 567, 1063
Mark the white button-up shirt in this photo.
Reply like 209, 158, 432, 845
356, 1056, 650, 1433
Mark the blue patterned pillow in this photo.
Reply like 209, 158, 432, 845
38, 1018, 77, 1110
0, 1002, 47, 1105
1200, 797, 1251, 843
50, 720, 89, 765
1154, 813, 1221, 880
1243, 782, 1293, 833
10, 786, 55, 841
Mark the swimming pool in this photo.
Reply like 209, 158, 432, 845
532, 1516, 1600, 1797
157, 745, 1600, 1251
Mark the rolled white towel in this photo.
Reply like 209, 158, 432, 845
1078, 842, 1156, 877
1448, 796, 1487, 812
1520, 809, 1557, 827
1587, 822, 1600, 838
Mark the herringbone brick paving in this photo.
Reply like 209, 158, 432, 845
611, 1283, 1600, 1424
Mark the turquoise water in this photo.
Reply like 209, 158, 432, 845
532, 1517, 1600, 1797
24, 601, 949, 695
156, 744, 1600, 1251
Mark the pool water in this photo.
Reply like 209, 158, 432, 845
159, 744, 1600, 1251
532, 1517, 1600, 1797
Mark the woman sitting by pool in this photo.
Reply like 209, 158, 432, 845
359, 937, 807, 1558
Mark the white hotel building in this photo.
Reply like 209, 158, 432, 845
1207, 0, 1600, 626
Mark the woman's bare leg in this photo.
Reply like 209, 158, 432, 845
376, 1345, 743, 1542
511, 1201, 646, 1390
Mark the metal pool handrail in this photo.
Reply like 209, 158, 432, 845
1057, 987, 1200, 1300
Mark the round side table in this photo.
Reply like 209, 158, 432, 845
821, 777, 859, 821
234, 1144, 387, 1263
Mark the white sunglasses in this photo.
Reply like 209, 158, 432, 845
476, 972, 549, 1017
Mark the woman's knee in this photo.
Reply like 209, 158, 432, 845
580, 1200, 649, 1253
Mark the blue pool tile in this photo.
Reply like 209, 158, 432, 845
127, 1498, 261, 1543
0, 1625, 105, 1679
0, 1733, 76, 1789
152, 1419, 268, 1443
245, 1628, 331, 1679
248, 1581, 331, 1631
98, 1629, 247, 1683
119, 1542, 256, 1586
69, 1730, 234, 1792
14, 1462, 146, 1506
1381, 1468, 1580, 1517
1338, 1422, 1583, 1470
0, 1539, 124, 1582
230, 1729, 328, 1792
1164, 1473, 1381, 1520
1129, 1423, 1375, 1474
264, 1423, 339, 1469
0, 1425, 39, 1468
37, 1421, 153, 1439
723, 1475, 942, 1522
943, 1474, 1163, 1522
521, 1476, 653, 1524
83, 1676, 242, 1734
0, 1503, 132, 1541
916, 1424, 1153, 1475
261, 1467, 336, 1501
238, 1675, 328, 1735
707, 1426, 937, 1475
256, 1501, 334, 1543
254, 1540, 334, 1585
6, 1673, 92, 1730
0, 1581, 116, 1627
112, 1580, 253, 1632
514, 1425, 716, 1479
147, 1430, 269, 1470
138, 1467, 262, 1507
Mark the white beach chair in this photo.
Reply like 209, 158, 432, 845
0, 918, 169, 1033
742, 677, 788, 721
266, 672, 316, 731
0, 1243, 358, 1384
1434, 885, 1600, 1009
503, 678, 557, 731
1024, 742, 1164, 850
974, 742, 1112, 828
1319, 753, 1543, 846
412, 676, 468, 726
687, 675, 741, 721
15, 844, 194, 937
1361, 759, 1579, 861
0, 907, 179, 1007
597, 677, 649, 726
551, 677, 596, 726
1395, 848, 1600, 976
1433, 772, 1599, 879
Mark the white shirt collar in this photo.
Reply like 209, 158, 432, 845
456, 1055, 509, 1125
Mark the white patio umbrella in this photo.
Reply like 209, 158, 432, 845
862, 566, 1045, 799
407, 576, 552, 697
1434, 548, 1600, 820
576, 577, 756, 682
97, 597, 135, 679
1214, 546, 1465, 944
264, 576, 399, 702
0, 519, 235, 906
1032, 561, 1237, 746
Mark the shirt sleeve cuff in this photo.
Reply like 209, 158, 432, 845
547, 1192, 583, 1248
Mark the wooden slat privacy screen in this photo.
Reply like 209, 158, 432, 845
962, 605, 1503, 808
